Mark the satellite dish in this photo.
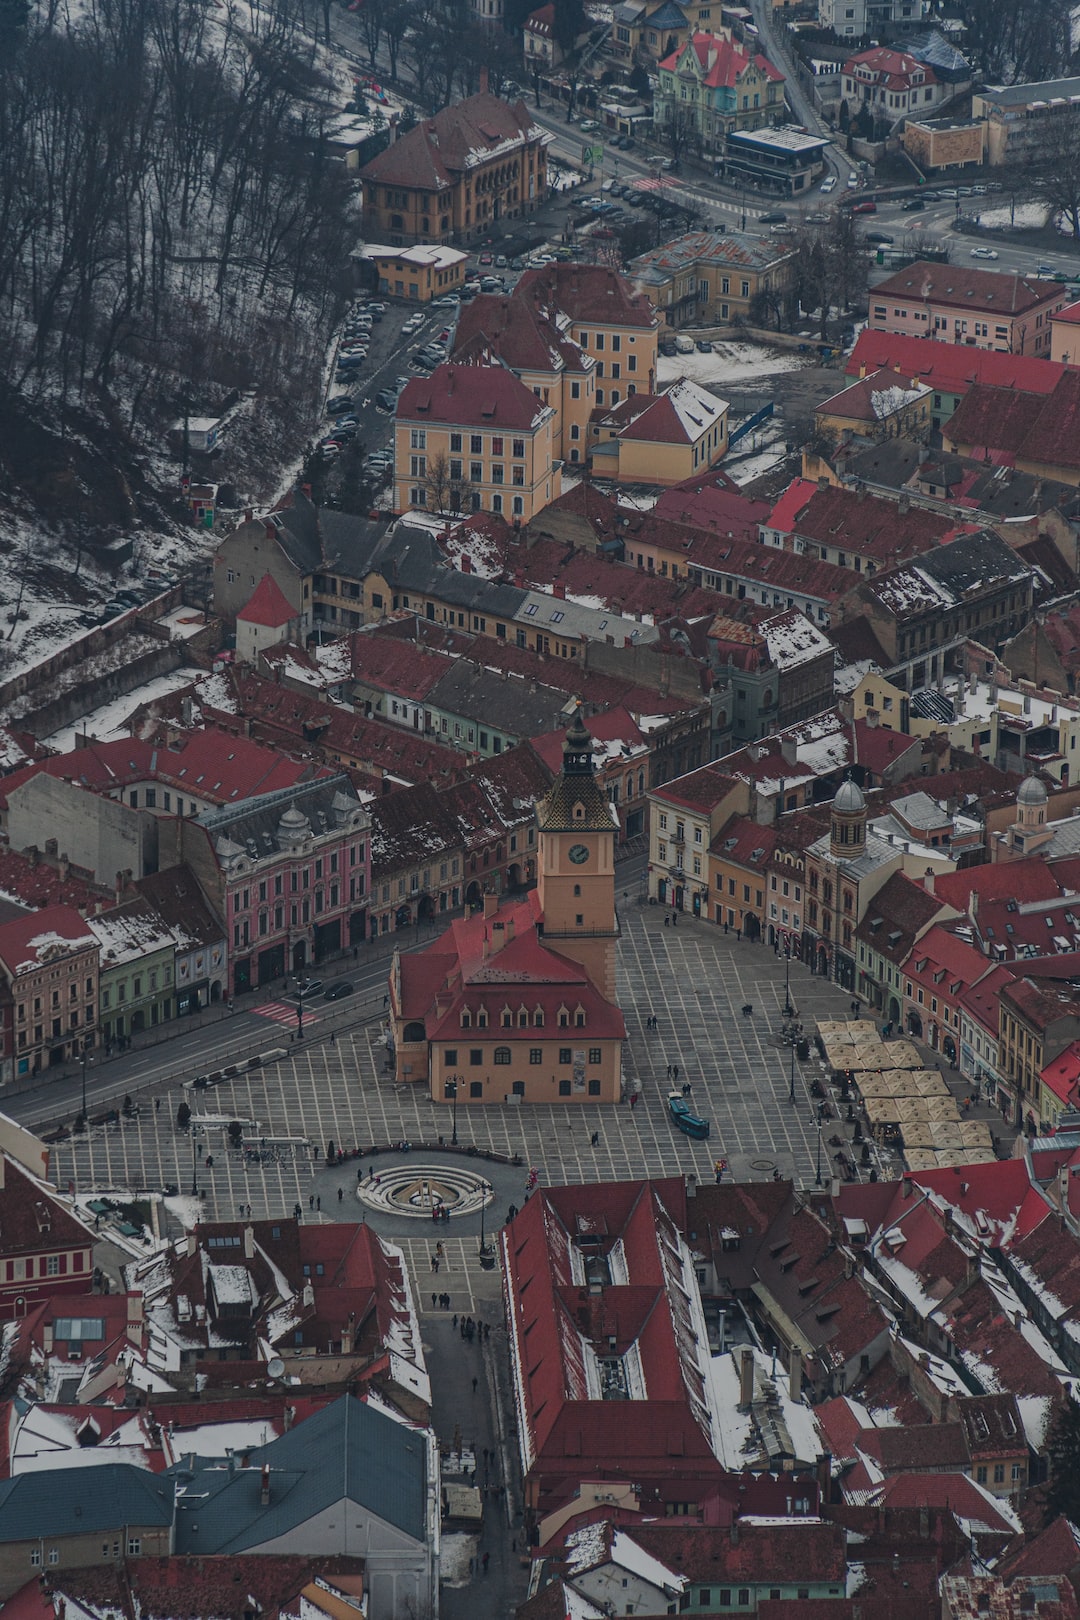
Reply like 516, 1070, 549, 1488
266, 1357, 285, 1379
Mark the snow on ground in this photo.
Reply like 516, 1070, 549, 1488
440, 1532, 479, 1587
162, 1194, 204, 1231
156, 606, 208, 640
978, 202, 1050, 230
43, 667, 199, 753
657, 340, 811, 391
549, 161, 586, 190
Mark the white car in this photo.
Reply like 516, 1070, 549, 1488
820, 175, 837, 193
847, 172, 858, 188
970, 246, 999, 260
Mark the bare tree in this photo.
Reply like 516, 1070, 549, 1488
425, 450, 453, 513
1033, 104, 1080, 241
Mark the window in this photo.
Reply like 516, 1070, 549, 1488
588, 1047, 602, 1063
470, 1081, 483, 1098
530, 1047, 543, 1064
470, 1048, 483, 1065
470, 434, 483, 454
494, 1046, 511, 1064
559, 1047, 572, 1064
558, 1079, 571, 1095
445, 1048, 458, 1065
127, 1538, 141, 1556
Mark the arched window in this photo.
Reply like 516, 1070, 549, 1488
403, 1021, 426, 1042
494, 1047, 511, 1065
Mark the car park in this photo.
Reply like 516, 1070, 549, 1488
324, 981, 354, 1000
970, 246, 999, 259
819, 175, 837, 193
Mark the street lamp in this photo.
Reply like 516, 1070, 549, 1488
294, 977, 306, 1041
479, 1179, 490, 1255
788, 1040, 796, 1104
79, 1046, 93, 1126
815, 1119, 824, 1187
447, 1076, 459, 1146
191, 1135, 202, 1198
783, 944, 793, 1019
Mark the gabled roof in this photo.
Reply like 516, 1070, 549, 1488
660, 29, 784, 85
613, 377, 728, 446
397, 362, 552, 432
453, 291, 589, 377
874, 261, 1065, 316
842, 44, 937, 87
240, 573, 297, 630
171, 1394, 429, 1550
516, 263, 657, 330
856, 872, 946, 965
846, 331, 1067, 398
0, 1462, 174, 1542
0, 904, 97, 977
766, 479, 954, 565
0, 1153, 95, 1261
360, 91, 544, 191
817, 370, 932, 426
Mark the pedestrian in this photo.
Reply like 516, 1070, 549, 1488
357, 1167, 363, 1183
246, 1204, 252, 1218
239, 1204, 245, 1218
316, 1195, 321, 1211
155, 1097, 160, 1113
482, 1552, 490, 1575
664, 914, 669, 927
309, 1194, 315, 1210
672, 912, 678, 927
591, 1130, 599, 1146
666, 1064, 672, 1080
432, 1293, 437, 1309
630, 1092, 638, 1110
330, 1031, 336, 1045
453, 1314, 458, 1327
338, 1187, 344, 1202
673, 1064, 679, 1083
431, 1254, 437, 1272
472, 1375, 478, 1393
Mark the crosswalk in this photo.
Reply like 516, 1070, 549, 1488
253, 1000, 321, 1029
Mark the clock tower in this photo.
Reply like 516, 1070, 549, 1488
535, 708, 618, 1001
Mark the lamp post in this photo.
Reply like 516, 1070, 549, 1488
79, 1047, 92, 1126
294, 978, 306, 1041
447, 1076, 459, 1146
815, 1118, 824, 1187
191, 1134, 202, 1198
789, 1040, 796, 1104
783, 944, 793, 1019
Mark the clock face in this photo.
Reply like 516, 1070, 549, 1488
568, 843, 590, 865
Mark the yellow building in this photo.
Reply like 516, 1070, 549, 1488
452, 292, 597, 467
1051, 300, 1080, 365
388, 710, 625, 1103
648, 763, 750, 914
847, 670, 908, 732
589, 377, 729, 484
393, 361, 560, 521
516, 264, 659, 412
355, 243, 468, 302
611, 0, 698, 70
360, 91, 549, 247
630, 229, 794, 328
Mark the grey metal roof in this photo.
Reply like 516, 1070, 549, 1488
171, 1395, 428, 1552
910, 688, 955, 725
513, 589, 660, 646
195, 774, 365, 842
373, 524, 530, 619
0, 1463, 174, 1543
270, 493, 393, 579
426, 659, 574, 739
918, 528, 1030, 593
979, 75, 1080, 107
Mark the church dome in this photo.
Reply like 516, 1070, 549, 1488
833, 778, 866, 814
1017, 775, 1048, 807
277, 803, 311, 847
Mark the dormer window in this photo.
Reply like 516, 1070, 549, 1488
558, 1005, 570, 1028
575, 1006, 586, 1027
502, 1007, 513, 1028
518, 1006, 529, 1027
533, 1007, 545, 1027
477, 1008, 488, 1028
460, 1009, 472, 1028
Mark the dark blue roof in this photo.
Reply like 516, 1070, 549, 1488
0, 1464, 174, 1543
171, 1395, 429, 1553
647, 0, 689, 28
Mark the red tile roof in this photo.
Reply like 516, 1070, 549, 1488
999, 1515, 1080, 1581
0, 903, 97, 977
842, 44, 937, 87
653, 480, 768, 538
944, 384, 1050, 464
631, 1520, 844, 1584
873, 261, 1066, 318
361, 90, 542, 191
240, 573, 296, 630
660, 30, 785, 85
0, 1153, 95, 1261
765, 480, 956, 565
397, 362, 552, 432
515, 263, 658, 330
876, 1472, 1017, 1536
453, 291, 588, 376
846, 331, 1069, 398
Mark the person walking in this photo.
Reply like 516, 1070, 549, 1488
482, 1552, 490, 1575
337, 1187, 344, 1203
472, 1375, 478, 1394
309, 1194, 314, 1210
316, 1195, 321, 1211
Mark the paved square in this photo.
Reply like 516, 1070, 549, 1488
50, 899, 866, 1253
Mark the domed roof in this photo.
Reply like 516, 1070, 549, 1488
1017, 775, 1048, 807
277, 803, 311, 839
833, 777, 866, 814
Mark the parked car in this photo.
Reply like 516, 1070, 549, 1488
292, 979, 324, 999
846, 171, 858, 187
852, 200, 876, 214
432, 295, 458, 307
327, 393, 356, 413
495, 254, 508, 267
922, 190, 941, 201
674, 334, 694, 353
696, 338, 713, 352
660, 157, 678, 171
864, 231, 894, 245
659, 336, 678, 356
901, 197, 925, 211
970, 246, 999, 259
478, 251, 493, 265
1036, 263, 1057, 275
819, 175, 837, 193
318, 440, 341, 460
480, 276, 501, 291
759, 210, 787, 224
324, 981, 354, 1000
374, 389, 397, 411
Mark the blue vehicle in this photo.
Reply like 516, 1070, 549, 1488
668, 1091, 710, 1138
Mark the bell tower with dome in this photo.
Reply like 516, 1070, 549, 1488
830, 775, 867, 858
535, 708, 619, 1002
1001, 773, 1053, 860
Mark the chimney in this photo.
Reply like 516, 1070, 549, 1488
484, 891, 498, 920
460, 555, 472, 574
818, 475, 829, 492
553, 582, 567, 599
243, 1224, 254, 1259
739, 1347, 754, 1408
59, 854, 70, 882
788, 1355, 802, 1403
780, 734, 798, 766
479, 64, 489, 94
245, 508, 254, 524
924, 868, 935, 896
816, 1452, 832, 1501
898, 493, 910, 515
260, 1463, 271, 1506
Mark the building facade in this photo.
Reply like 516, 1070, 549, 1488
868, 261, 1069, 356
655, 31, 785, 153
0, 907, 99, 1086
